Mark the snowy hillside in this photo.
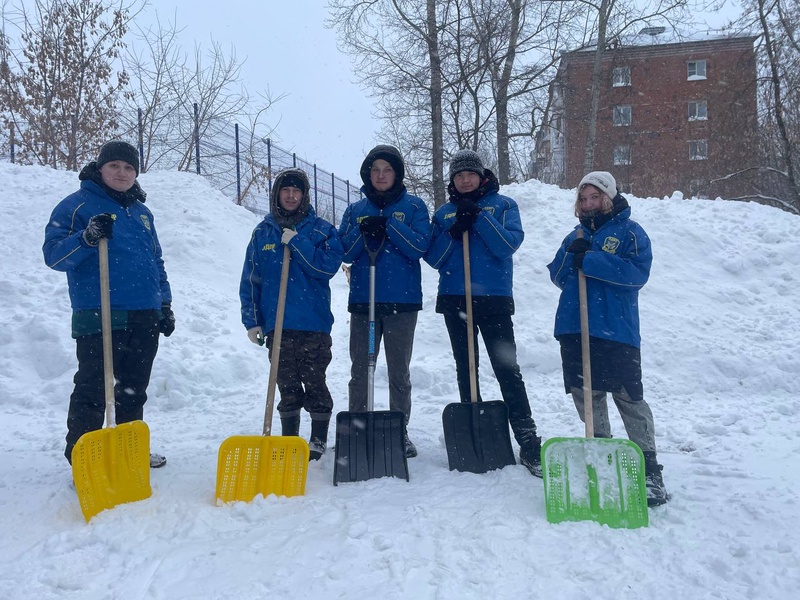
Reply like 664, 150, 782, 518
1, 162, 798, 599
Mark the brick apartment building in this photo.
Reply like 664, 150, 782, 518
534, 32, 758, 199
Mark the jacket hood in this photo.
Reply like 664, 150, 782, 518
271, 168, 311, 227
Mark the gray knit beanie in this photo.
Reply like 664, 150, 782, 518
448, 149, 485, 181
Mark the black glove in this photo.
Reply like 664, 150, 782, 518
360, 216, 388, 241
566, 238, 591, 254
456, 202, 482, 228
448, 221, 468, 240
83, 213, 114, 246
159, 304, 176, 337
567, 238, 591, 269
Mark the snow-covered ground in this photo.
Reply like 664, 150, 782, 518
1, 162, 798, 599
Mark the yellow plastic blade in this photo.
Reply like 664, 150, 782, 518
215, 435, 310, 504
71, 420, 151, 522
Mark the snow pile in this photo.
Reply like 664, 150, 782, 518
1, 162, 798, 599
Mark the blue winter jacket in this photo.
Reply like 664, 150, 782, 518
547, 206, 651, 348
240, 209, 343, 334
43, 180, 171, 311
338, 190, 431, 312
425, 190, 524, 300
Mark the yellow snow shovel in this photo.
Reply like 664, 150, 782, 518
216, 245, 309, 504
542, 230, 648, 529
72, 238, 152, 522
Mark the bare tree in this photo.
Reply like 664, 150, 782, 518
330, 0, 451, 206
0, 0, 144, 169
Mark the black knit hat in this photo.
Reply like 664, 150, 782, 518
360, 145, 405, 186
279, 173, 307, 193
97, 141, 140, 175
448, 149, 485, 181
271, 168, 311, 226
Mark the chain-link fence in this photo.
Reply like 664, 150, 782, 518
1, 106, 363, 227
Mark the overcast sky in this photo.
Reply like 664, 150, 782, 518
144, 0, 743, 185
145, 0, 381, 183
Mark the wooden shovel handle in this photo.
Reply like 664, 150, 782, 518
263, 245, 291, 436
576, 229, 594, 438
98, 238, 115, 428
463, 231, 479, 404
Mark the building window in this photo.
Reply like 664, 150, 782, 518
613, 67, 631, 87
613, 145, 632, 165
688, 100, 708, 121
689, 140, 708, 160
687, 60, 707, 80
690, 179, 709, 199
613, 105, 632, 126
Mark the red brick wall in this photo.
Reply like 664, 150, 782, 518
559, 38, 758, 198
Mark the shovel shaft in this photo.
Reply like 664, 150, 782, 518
463, 231, 479, 404
98, 238, 116, 427
576, 229, 594, 438
263, 245, 291, 436
365, 239, 384, 413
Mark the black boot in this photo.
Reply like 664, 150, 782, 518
519, 435, 543, 478
280, 412, 301, 437
643, 451, 670, 507
308, 415, 330, 461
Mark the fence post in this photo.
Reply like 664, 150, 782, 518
9, 123, 14, 164
267, 138, 273, 194
137, 108, 145, 174
313, 164, 319, 213
235, 124, 242, 205
193, 102, 201, 175
331, 172, 336, 225
292, 153, 297, 168
346, 180, 351, 205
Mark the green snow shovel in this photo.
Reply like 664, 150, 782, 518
542, 230, 648, 529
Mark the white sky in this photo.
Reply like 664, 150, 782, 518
144, 0, 381, 182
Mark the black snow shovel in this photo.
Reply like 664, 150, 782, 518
442, 230, 516, 473
333, 237, 409, 485
541, 230, 648, 528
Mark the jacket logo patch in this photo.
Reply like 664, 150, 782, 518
140, 215, 151, 230
262, 243, 277, 251
484, 207, 495, 216
392, 211, 405, 223
445, 211, 456, 221
602, 236, 620, 254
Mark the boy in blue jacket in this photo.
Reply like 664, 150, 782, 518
240, 168, 343, 460
338, 145, 431, 458
43, 141, 174, 468
547, 171, 669, 506
426, 150, 542, 476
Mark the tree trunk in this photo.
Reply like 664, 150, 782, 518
583, 0, 612, 176
426, 0, 445, 207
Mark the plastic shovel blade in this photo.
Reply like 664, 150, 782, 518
442, 401, 516, 473
542, 437, 648, 529
332, 410, 409, 485
215, 435, 310, 504
71, 420, 152, 522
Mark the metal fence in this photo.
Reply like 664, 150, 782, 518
2, 105, 363, 227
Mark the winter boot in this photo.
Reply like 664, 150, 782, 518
403, 430, 418, 459
280, 412, 301, 437
150, 452, 167, 469
308, 415, 330, 461
643, 451, 670, 507
519, 436, 543, 478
